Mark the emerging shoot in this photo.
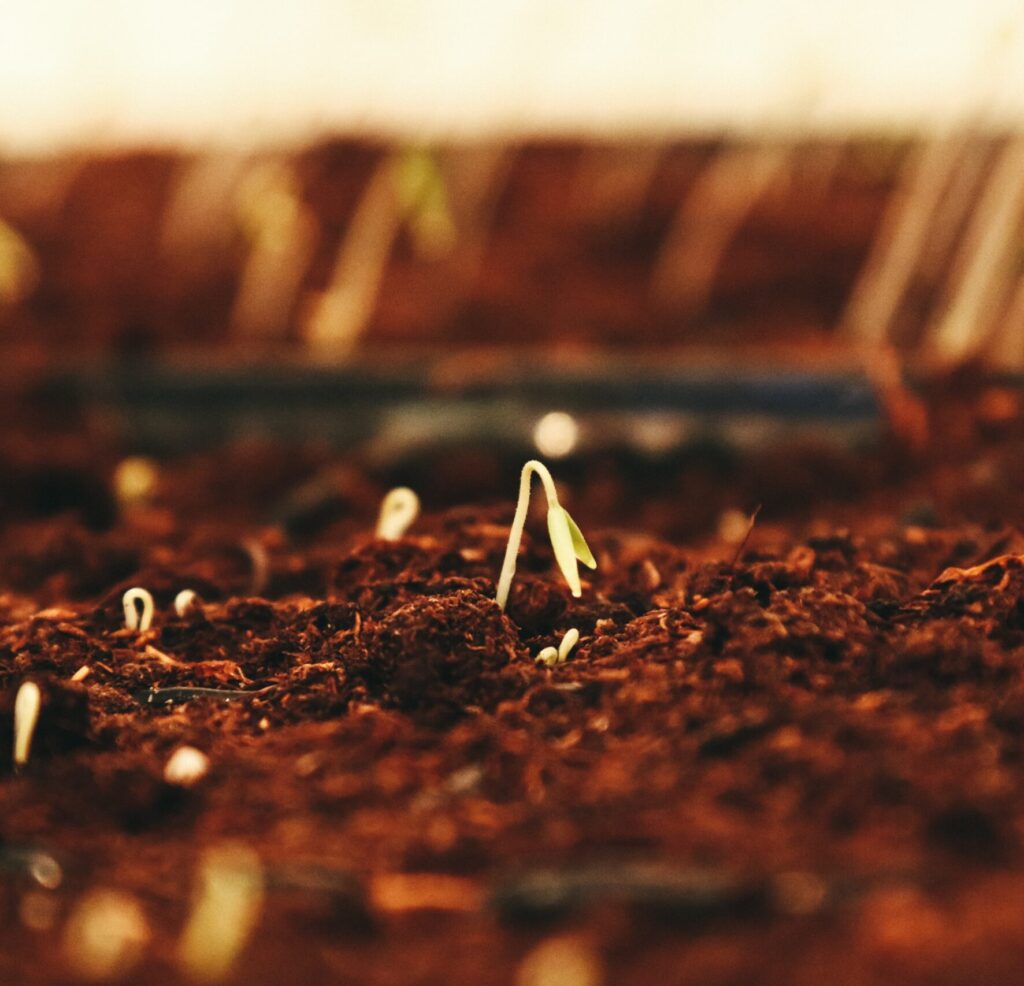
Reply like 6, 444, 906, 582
375, 487, 420, 541
496, 460, 596, 612
536, 628, 581, 667
13, 680, 41, 768
174, 589, 200, 617
558, 627, 580, 662
122, 588, 154, 633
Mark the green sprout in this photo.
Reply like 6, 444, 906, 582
495, 460, 596, 612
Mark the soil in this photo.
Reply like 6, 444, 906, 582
1, 382, 1024, 984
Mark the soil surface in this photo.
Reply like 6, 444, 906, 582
2, 386, 1024, 984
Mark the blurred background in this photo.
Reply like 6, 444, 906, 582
0, 0, 1022, 457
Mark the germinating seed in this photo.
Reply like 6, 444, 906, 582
122, 588, 155, 632
13, 681, 41, 768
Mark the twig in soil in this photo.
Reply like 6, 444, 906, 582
375, 486, 420, 541
174, 589, 201, 617
177, 843, 263, 983
496, 460, 596, 611
13, 680, 41, 769
727, 504, 762, 574
122, 587, 154, 633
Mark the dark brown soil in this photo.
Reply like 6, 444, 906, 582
2, 392, 1024, 984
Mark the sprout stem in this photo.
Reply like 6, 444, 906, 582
495, 460, 562, 612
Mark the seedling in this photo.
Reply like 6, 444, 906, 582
13, 681, 41, 768
496, 460, 596, 612
376, 487, 420, 541
122, 588, 154, 633
535, 628, 581, 667
174, 589, 199, 617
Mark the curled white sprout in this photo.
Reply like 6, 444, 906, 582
375, 486, 420, 541
495, 460, 596, 612
535, 628, 581, 668
122, 588, 154, 632
13, 680, 41, 768
174, 589, 199, 618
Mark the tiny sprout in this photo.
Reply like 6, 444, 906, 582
174, 589, 199, 617
535, 628, 581, 667
164, 746, 210, 787
535, 646, 559, 667
122, 588, 154, 632
375, 487, 420, 541
496, 460, 596, 612
558, 627, 580, 662
13, 680, 41, 768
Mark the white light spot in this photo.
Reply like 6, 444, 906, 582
164, 746, 210, 787
717, 509, 751, 545
113, 457, 158, 506
533, 412, 579, 459
63, 889, 150, 982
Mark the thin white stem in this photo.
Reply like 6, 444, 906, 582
495, 460, 561, 612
